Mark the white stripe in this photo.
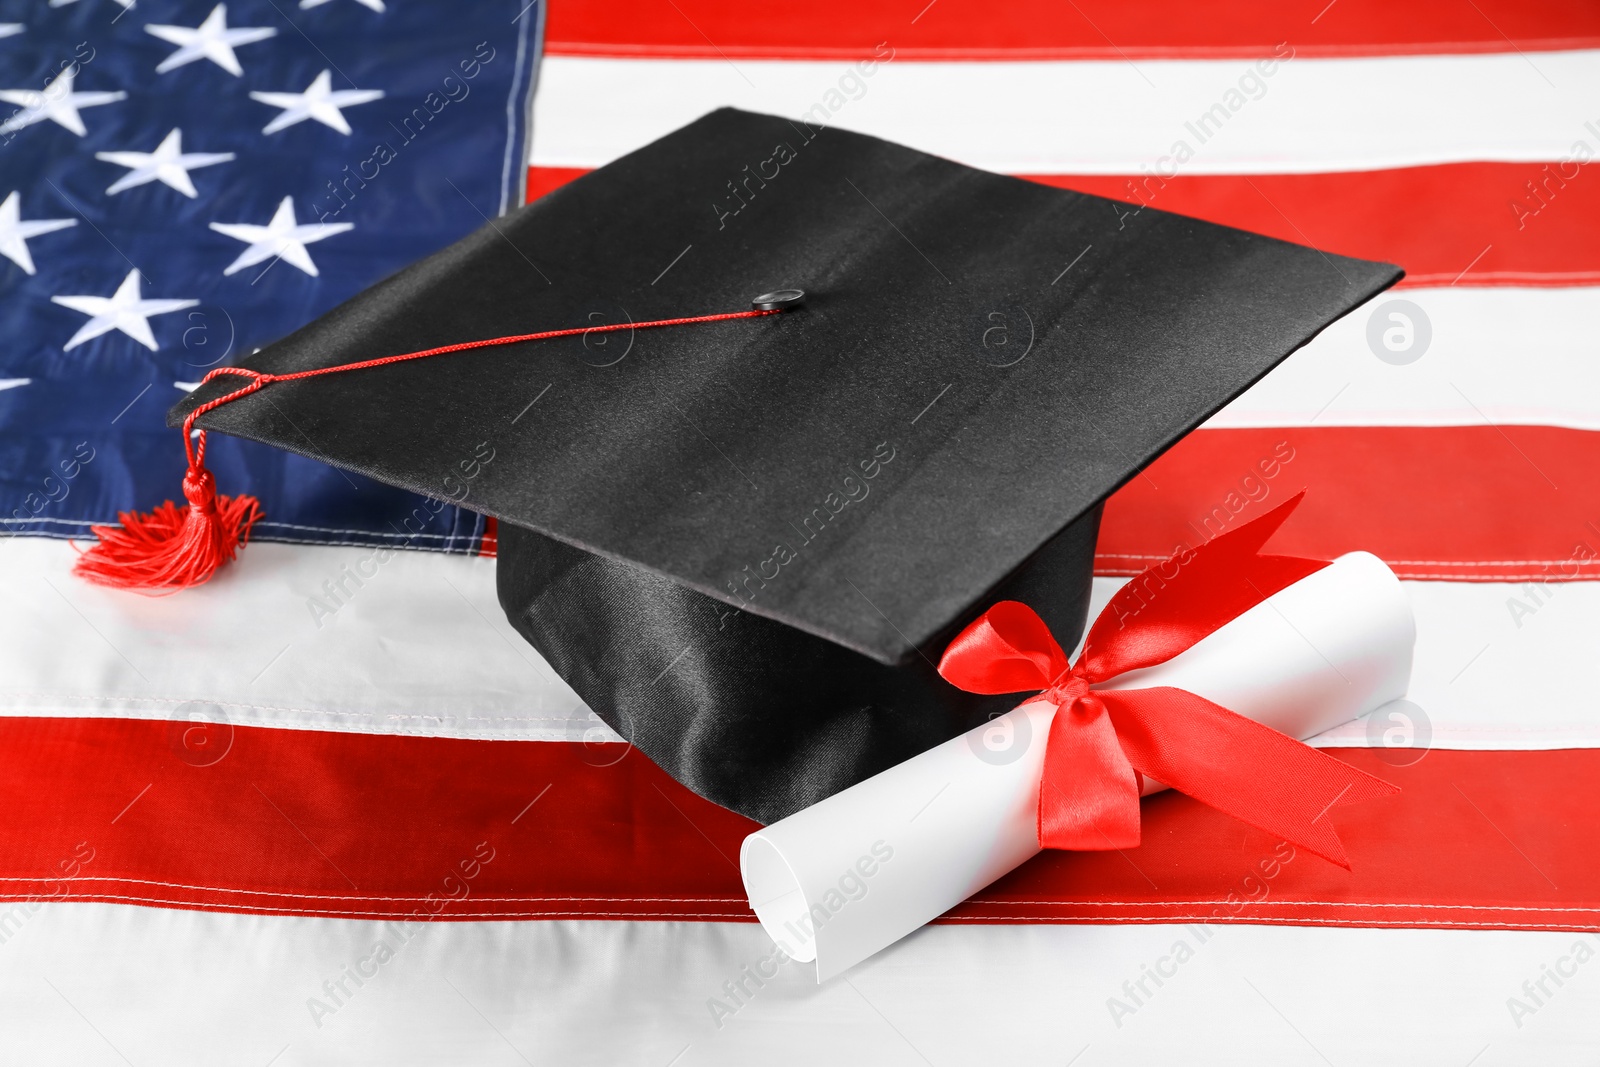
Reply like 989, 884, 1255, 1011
530, 51, 1600, 174
1, 539, 1596, 751
1209, 287, 1600, 431
4, 904, 1594, 1063
0, 538, 602, 741
1087, 575, 1600, 752
1316, 575, 1600, 751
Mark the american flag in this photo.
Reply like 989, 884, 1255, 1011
3, 1, 1599, 1063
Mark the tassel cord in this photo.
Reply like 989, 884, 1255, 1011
76, 307, 782, 593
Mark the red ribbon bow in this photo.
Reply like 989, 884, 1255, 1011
937, 494, 1397, 869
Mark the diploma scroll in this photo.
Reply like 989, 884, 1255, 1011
740, 551, 1415, 980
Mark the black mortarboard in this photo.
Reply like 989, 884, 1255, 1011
160, 108, 1399, 823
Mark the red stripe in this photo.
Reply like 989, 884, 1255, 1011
478, 515, 498, 558
1098, 426, 1600, 582
3, 718, 1596, 930
544, 0, 1600, 60
968, 745, 1600, 930
1029, 165, 1600, 289
0, 717, 754, 922
527, 166, 588, 204
531, 162, 1600, 288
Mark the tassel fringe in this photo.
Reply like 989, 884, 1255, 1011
74, 466, 263, 593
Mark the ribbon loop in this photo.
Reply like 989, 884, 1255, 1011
938, 495, 1397, 868
936, 599, 1070, 695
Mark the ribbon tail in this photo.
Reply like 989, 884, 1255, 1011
1100, 688, 1398, 869
1038, 695, 1143, 852
1077, 491, 1329, 681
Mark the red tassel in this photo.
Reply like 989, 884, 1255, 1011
74, 365, 271, 592
74, 457, 263, 593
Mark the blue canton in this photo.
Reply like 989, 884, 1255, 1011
0, 0, 542, 552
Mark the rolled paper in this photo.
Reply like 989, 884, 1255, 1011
739, 551, 1415, 981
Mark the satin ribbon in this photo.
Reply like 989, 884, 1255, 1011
937, 493, 1397, 868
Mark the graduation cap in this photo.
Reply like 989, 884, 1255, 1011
87, 108, 1400, 824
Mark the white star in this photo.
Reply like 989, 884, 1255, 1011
0, 378, 29, 392
48, 0, 136, 8
0, 24, 25, 39
0, 191, 75, 275
250, 69, 382, 135
51, 270, 199, 352
96, 128, 235, 198
0, 67, 126, 137
145, 4, 277, 77
300, 0, 386, 10
210, 196, 353, 277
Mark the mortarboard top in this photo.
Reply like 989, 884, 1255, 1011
172, 108, 1400, 822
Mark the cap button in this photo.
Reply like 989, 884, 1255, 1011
752, 289, 805, 311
